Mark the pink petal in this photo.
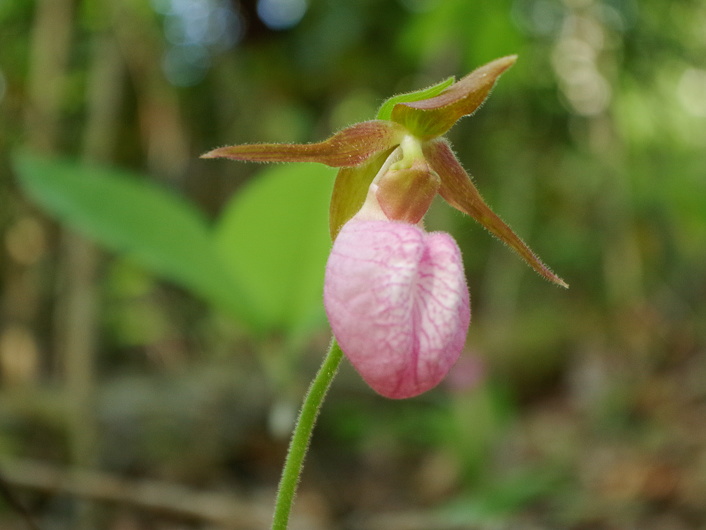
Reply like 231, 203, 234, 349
324, 220, 470, 399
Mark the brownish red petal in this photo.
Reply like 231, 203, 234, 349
391, 56, 517, 140
202, 120, 403, 167
424, 140, 568, 288
375, 158, 440, 225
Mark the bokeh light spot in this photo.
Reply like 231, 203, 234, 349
151, 0, 242, 87
257, 0, 308, 30
5, 216, 46, 266
678, 68, 706, 117
0, 325, 40, 386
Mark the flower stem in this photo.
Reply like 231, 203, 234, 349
271, 338, 344, 530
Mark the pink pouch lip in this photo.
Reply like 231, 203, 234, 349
324, 219, 470, 399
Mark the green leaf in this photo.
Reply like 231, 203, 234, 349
376, 76, 455, 121
12, 151, 255, 327
215, 163, 335, 335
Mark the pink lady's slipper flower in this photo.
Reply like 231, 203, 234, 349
324, 191, 471, 398
203, 56, 567, 399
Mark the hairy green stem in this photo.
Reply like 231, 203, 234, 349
271, 338, 343, 530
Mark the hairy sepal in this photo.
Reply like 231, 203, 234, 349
203, 121, 403, 168
390, 56, 517, 140
424, 139, 568, 288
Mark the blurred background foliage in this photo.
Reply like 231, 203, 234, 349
1, 0, 706, 528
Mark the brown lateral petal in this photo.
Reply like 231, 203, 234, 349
375, 159, 440, 224
391, 56, 517, 140
329, 147, 398, 240
202, 120, 403, 167
425, 140, 568, 288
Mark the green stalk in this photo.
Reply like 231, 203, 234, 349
271, 338, 344, 530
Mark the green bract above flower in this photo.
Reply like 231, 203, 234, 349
203, 55, 568, 288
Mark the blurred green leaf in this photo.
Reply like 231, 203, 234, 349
441, 466, 563, 523
399, 0, 522, 69
12, 151, 254, 327
215, 163, 334, 336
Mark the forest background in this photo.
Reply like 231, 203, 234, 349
1, 0, 706, 528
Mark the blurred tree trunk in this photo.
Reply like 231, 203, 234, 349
57, 26, 126, 529
3, 0, 77, 387
23, 1, 126, 528
24, 0, 76, 153
111, 1, 190, 182
482, 145, 537, 324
